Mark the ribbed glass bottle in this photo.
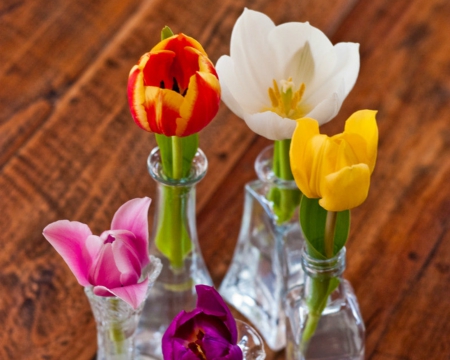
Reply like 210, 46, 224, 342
285, 247, 365, 360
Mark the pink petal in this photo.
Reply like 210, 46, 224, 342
111, 197, 151, 268
111, 231, 141, 285
94, 278, 149, 309
88, 243, 122, 289
43, 220, 93, 286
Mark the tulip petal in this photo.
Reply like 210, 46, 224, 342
142, 50, 176, 90
319, 164, 371, 211
303, 86, 342, 125
43, 220, 94, 286
94, 278, 149, 310
332, 42, 360, 99
216, 56, 246, 119
89, 243, 122, 289
128, 65, 151, 132
268, 21, 335, 86
110, 231, 141, 285
201, 334, 238, 358
230, 9, 278, 109
290, 118, 321, 197
111, 197, 151, 268
196, 285, 238, 343
178, 71, 220, 136
244, 111, 296, 140
344, 110, 378, 172
143, 87, 184, 136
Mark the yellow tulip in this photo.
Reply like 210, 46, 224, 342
290, 110, 378, 212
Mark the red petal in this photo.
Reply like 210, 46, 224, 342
128, 65, 151, 132
144, 87, 183, 136
178, 71, 221, 136
143, 50, 176, 89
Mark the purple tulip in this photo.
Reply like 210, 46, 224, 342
43, 197, 151, 309
162, 285, 243, 360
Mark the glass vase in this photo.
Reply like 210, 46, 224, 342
285, 247, 365, 360
236, 319, 266, 360
85, 256, 162, 360
219, 145, 305, 351
136, 147, 213, 359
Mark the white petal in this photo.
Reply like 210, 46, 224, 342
332, 42, 360, 98
268, 22, 335, 85
230, 9, 277, 109
244, 111, 297, 140
304, 91, 341, 125
216, 56, 246, 118
305, 42, 359, 104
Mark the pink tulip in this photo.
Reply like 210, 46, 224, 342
43, 197, 152, 309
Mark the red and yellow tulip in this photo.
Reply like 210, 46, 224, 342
290, 110, 378, 212
128, 33, 221, 137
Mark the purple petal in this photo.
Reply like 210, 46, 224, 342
110, 197, 151, 268
43, 220, 93, 286
202, 334, 239, 358
94, 278, 149, 309
196, 285, 238, 343
162, 310, 188, 359
88, 243, 122, 289
223, 344, 244, 360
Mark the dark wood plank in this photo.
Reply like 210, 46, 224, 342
0, 0, 144, 168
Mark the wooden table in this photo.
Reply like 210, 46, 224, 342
1, 0, 450, 359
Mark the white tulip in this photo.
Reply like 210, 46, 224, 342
217, 9, 360, 140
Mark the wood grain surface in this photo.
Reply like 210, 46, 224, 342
1, 0, 449, 359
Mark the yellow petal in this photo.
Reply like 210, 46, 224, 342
344, 110, 378, 172
290, 118, 320, 198
309, 135, 335, 197
144, 87, 183, 135
127, 65, 150, 132
333, 133, 368, 170
319, 163, 371, 211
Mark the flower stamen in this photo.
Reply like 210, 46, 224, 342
265, 78, 307, 119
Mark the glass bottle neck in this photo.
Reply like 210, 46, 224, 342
301, 247, 346, 279
254, 145, 298, 190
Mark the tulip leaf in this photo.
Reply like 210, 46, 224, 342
161, 26, 174, 41
300, 196, 350, 259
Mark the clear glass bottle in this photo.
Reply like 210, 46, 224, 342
85, 256, 162, 360
285, 247, 365, 360
135, 147, 213, 359
219, 145, 305, 351
236, 319, 266, 360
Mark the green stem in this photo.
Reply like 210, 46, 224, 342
109, 298, 125, 354
269, 140, 301, 224
155, 185, 191, 270
301, 211, 339, 351
172, 136, 183, 180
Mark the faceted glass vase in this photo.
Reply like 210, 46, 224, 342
219, 145, 305, 351
85, 256, 162, 360
285, 247, 365, 360
136, 147, 213, 359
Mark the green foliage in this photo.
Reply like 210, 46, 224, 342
299, 196, 350, 259
161, 26, 174, 41
155, 133, 199, 180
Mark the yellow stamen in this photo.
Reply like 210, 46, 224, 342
264, 78, 308, 119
